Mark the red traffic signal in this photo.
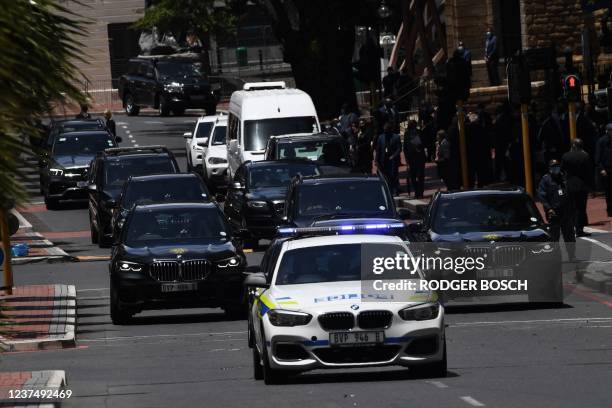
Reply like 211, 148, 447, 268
563, 74, 581, 102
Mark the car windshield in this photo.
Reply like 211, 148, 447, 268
126, 207, 228, 245
278, 138, 348, 165
243, 117, 318, 151
297, 181, 392, 218
211, 125, 227, 146
249, 163, 319, 188
276, 244, 362, 285
195, 122, 214, 139
53, 134, 115, 156
432, 195, 542, 234
122, 178, 209, 209
156, 61, 202, 79
105, 157, 176, 187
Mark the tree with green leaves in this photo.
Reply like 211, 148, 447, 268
0, 0, 87, 289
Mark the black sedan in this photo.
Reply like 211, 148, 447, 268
110, 203, 247, 324
408, 187, 562, 303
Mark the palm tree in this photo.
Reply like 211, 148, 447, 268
0, 0, 88, 292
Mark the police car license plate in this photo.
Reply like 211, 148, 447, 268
330, 331, 384, 347
76, 181, 88, 188
476, 268, 514, 279
161, 282, 197, 293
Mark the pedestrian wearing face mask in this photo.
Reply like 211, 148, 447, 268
538, 159, 576, 260
484, 29, 500, 86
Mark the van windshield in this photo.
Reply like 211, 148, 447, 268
243, 117, 318, 151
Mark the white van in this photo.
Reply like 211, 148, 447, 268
226, 81, 320, 178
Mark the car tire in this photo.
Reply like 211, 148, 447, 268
124, 94, 140, 116
205, 103, 216, 116
110, 281, 133, 325
90, 215, 99, 245
261, 327, 282, 385
412, 338, 447, 378
252, 344, 264, 380
44, 194, 60, 211
158, 95, 170, 116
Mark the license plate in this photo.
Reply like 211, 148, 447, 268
329, 331, 384, 347
477, 268, 514, 279
76, 181, 88, 188
161, 282, 197, 292
190, 95, 205, 101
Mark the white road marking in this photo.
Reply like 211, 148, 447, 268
144, 121, 164, 124
80, 330, 247, 342
128, 134, 133, 138
116, 122, 128, 125
460, 396, 485, 407
426, 380, 448, 388
134, 144, 139, 147
125, 130, 131, 134
451, 317, 612, 327
209, 348, 225, 352
584, 226, 608, 234
121, 125, 128, 129
580, 236, 612, 254
78, 296, 110, 300
228, 348, 241, 351
78, 288, 109, 292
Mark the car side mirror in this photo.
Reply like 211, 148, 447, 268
407, 222, 424, 234
397, 208, 411, 220
115, 136, 123, 144
183, 132, 192, 139
105, 199, 118, 209
244, 272, 269, 288
87, 184, 97, 192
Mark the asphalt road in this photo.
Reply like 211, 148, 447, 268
5, 112, 612, 408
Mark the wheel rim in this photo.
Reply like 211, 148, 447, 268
126, 96, 133, 112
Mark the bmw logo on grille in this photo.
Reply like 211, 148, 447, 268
350, 304, 359, 310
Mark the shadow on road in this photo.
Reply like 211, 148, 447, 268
282, 369, 459, 385
444, 302, 572, 314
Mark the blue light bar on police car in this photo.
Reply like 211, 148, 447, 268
277, 222, 406, 235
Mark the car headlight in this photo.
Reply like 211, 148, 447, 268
247, 200, 267, 209
530, 243, 554, 254
117, 261, 143, 272
268, 309, 312, 326
208, 157, 227, 165
217, 256, 241, 268
49, 168, 64, 176
398, 302, 440, 321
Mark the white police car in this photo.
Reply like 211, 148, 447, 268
245, 227, 446, 384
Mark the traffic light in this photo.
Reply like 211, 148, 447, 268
564, 74, 581, 102
507, 52, 531, 105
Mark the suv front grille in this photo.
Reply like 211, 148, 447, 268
494, 245, 526, 267
358, 310, 393, 329
149, 260, 210, 282
313, 345, 401, 364
318, 312, 354, 331
63, 166, 88, 180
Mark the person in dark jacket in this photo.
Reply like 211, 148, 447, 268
484, 29, 500, 86
576, 101, 597, 158
75, 104, 91, 119
595, 123, 612, 216
376, 122, 402, 196
403, 120, 426, 198
538, 101, 570, 164
377, 98, 400, 134
382, 66, 398, 98
493, 103, 513, 181
562, 139, 593, 236
538, 159, 576, 260
435, 129, 451, 188
104, 109, 117, 139
354, 119, 374, 174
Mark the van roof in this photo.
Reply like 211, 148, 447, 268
229, 88, 318, 121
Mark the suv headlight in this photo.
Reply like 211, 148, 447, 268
398, 302, 440, 321
217, 256, 241, 268
49, 168, 64, 176
268, 309, 312, 326
208, 157, 227, 165
117, 261, 144, 272
247, 200, 267, 209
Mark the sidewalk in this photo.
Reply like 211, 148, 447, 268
8, 209, 70, 264
0, 285, 76, 352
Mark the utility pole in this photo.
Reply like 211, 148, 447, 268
0, 208, 13, 295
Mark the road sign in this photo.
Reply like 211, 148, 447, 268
507, 52, 532, 104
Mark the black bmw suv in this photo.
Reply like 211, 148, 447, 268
118, 55, 219, 116
109, 203, 246, 324
40, 130, 119, 209
224, 160, 320, 247
88, 146, 179, 247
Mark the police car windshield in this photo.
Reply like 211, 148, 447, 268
122, 178, 208, 209
53, 134, 115, 156
297, 181, 392, 218
244, 117, 318, 151
276, 244, 361, 285
279, 138, 348, 165
126, 208, 228, 245
432, 195, 541, 234
249, 163, 319, 188
105, 157, 176, 187
211, 126, 227, 146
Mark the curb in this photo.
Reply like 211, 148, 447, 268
0, 370, 66, 407
578, 261, 612, 296
0, 285, 77, 352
